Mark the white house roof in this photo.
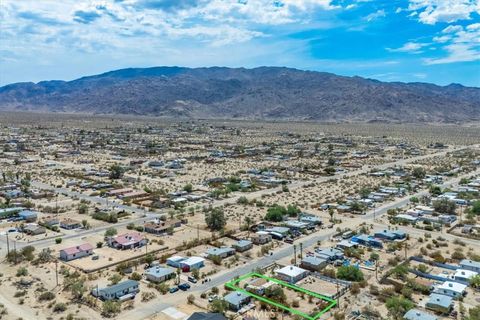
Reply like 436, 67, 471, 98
275, 265, 308, 278
437, 281, 467, 293
181, 256, 205, 265
167, 255, 185, 262
454, 269, 478, 279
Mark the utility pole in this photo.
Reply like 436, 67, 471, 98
13, 240, 17, 265
373, 203, 376, 221
299, 242, 303, 260
55, 259, 59, 287
336, 280, 340, 308
293, 244, 297, 265
6, 232, 10, 255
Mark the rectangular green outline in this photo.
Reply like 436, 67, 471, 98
225, 272, 337, 320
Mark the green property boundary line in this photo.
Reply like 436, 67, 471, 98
225, 272, 337, 320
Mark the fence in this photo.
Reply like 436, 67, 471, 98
409, 256, 459, 270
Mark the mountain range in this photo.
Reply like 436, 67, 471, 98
1, 66, 479, 123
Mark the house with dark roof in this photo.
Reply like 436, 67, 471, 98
205, 247, 235, 260
233, 240, 253, 252
187, 312, 226, 320
374, 229, 406, 241
300, 256, 328, 271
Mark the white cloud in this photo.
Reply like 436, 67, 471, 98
425, 22, 480, 64
433, 35, 451, 43
364, 9, 386, 21
407, 0, 480, 24
387, 42, 428, 53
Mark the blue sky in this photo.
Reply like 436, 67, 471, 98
0, 0, 479, 86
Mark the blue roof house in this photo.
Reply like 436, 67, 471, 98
425, 293, 453, 314
18, 210, 38, 222
223, 291, 250, 311
403, 309, 438, 320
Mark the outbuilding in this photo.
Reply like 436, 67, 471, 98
180, 257, 205, 271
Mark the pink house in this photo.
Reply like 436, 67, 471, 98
59, 243, 94, 261
107, 232, 147, 250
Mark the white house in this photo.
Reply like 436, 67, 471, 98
274, 265, 309, 283
453, 269, 478, 283
434, 281, 467, 298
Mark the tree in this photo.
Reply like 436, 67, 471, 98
70, 280, 86, 300
265, 205, 287, 222
16, 267, 28, 277
324, 166, 336, 175
336, 266, 364, 282
109, 164, 124, 180
104, 227, 117, 237
209, 299, 228, 314
429, 185, 442, 196
467, 306, 480, 320
78, 203, 89, 214
369, 252, 380, 261
359, 188, 371, 199
20, 246, 35, 261
205, 208, 226, 231
286, 204, 300, 217
412, 167, 426, 179
265, 287, 287, 304
470, 201, 480, 215
187, 294, 195, 304
237, 196, 248, 205
102, 301, 121, 317
109, 274, 122, 285
386, 296, 414, 320
55, 237, 62, 244
433, 198, 456, 215
469, 274, 480, 289
328, 208, 335, 222
183, 184, 193, 193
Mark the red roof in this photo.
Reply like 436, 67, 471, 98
61, 243, 94, 255
113, 232, 145, 246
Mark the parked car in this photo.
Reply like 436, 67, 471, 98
178, 283, 191, 291
208, 295, 218, 302
188, 276, 197, 283
169, 287, 179, 293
